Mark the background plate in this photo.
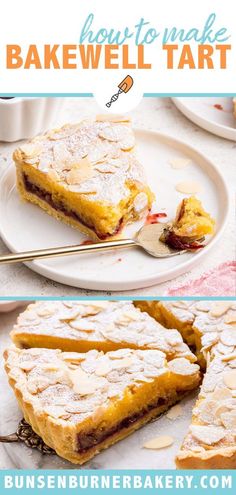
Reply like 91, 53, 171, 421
0, 129, 229, 291
173, 97, 236, 141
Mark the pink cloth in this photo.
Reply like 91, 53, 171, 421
165, 261, 236, 296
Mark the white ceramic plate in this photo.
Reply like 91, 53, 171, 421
173, 97, 236, 141
0, 129, 229, 291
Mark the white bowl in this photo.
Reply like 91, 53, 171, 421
0, 97, 64, 142
0, 301, 27, 312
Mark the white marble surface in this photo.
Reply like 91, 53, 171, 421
0, 97, 235, 296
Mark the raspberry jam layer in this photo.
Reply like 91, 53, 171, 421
76, 396, 168, 453
23, 173, 123, 240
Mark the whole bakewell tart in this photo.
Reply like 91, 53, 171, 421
4, 346, 200, 465
10, 301, 196, 362
13, 115, 154, 240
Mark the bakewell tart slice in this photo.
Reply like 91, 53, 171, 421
4, 346, 200, 464
10, 301, 196, 362
176, 353, 236, 468
135, 301, 236, 368
13, 115, 154, 240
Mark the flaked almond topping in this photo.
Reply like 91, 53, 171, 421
168, 358, 199, 376
175, 180, 202, 195
143, 435, 174, 450
220, 330, 236, 347
19, 361, 36, 371
66, 157, 94, 185
69, 369, 99, 395
190, 425, 226, 445
211, 387, 232, 401
120, 134, 135, 151
112, 357, 133, 369
69, 320, 94, 332
166, 404, 182, 420
172, 301, 189, 309
19, 143, 42, 158
220, 410, 236, 432
96, 114, 131, 123
223, 370, 236, 389
210, 302, 231, 318
36, 307, 55, 317
95, 363, 112, 377
99, 125, 126, 142
224, 313, 236, 324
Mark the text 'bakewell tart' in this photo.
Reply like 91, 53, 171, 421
13, 115, 154, 240
4, 346, 200, 465
10, 301, 196, 362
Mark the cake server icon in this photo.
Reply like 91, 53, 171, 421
106, 75, 134, 108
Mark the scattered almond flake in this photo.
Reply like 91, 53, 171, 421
211, 387, 232, 401
96, 114, 131, 123
112, 358, 133, 369
175, 180, 202, 195
69, 369, 98, 395
99, 125, 126, 142
19, 143, 42, 158
197, 400, 218, 424
94, 163, 117, 174
66, 157, 94, 185
69, 320, 94, 332
166, 404, 182, 420
143, 435, 174, 450
45, 405, 69, 419
214, 404, 232, 419
169, 158, 191, 169
120, 134, 135, 151
36, 307, 55, 317
220, 410, 236, 432
172, 301, 189, 309
224, 313, 236, 324
210, 302, 231, 318
220, 330, 236, 347
168, 358, 199, 376
223, 370, 236, 389
95, 363, 112, 377
19, 361, 36, 372
190, 425, 226, 445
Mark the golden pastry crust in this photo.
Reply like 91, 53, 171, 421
233, 98, 236, 118
10, 301, 195, 362
4, 346, 200, 465
13, 116, 154, 240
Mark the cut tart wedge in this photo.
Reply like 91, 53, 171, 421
176, 353, 236, 468
4, 346, 200, 465
10, 301, 195, 362
135, 300, 236, 368
13, 116, 154, 240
